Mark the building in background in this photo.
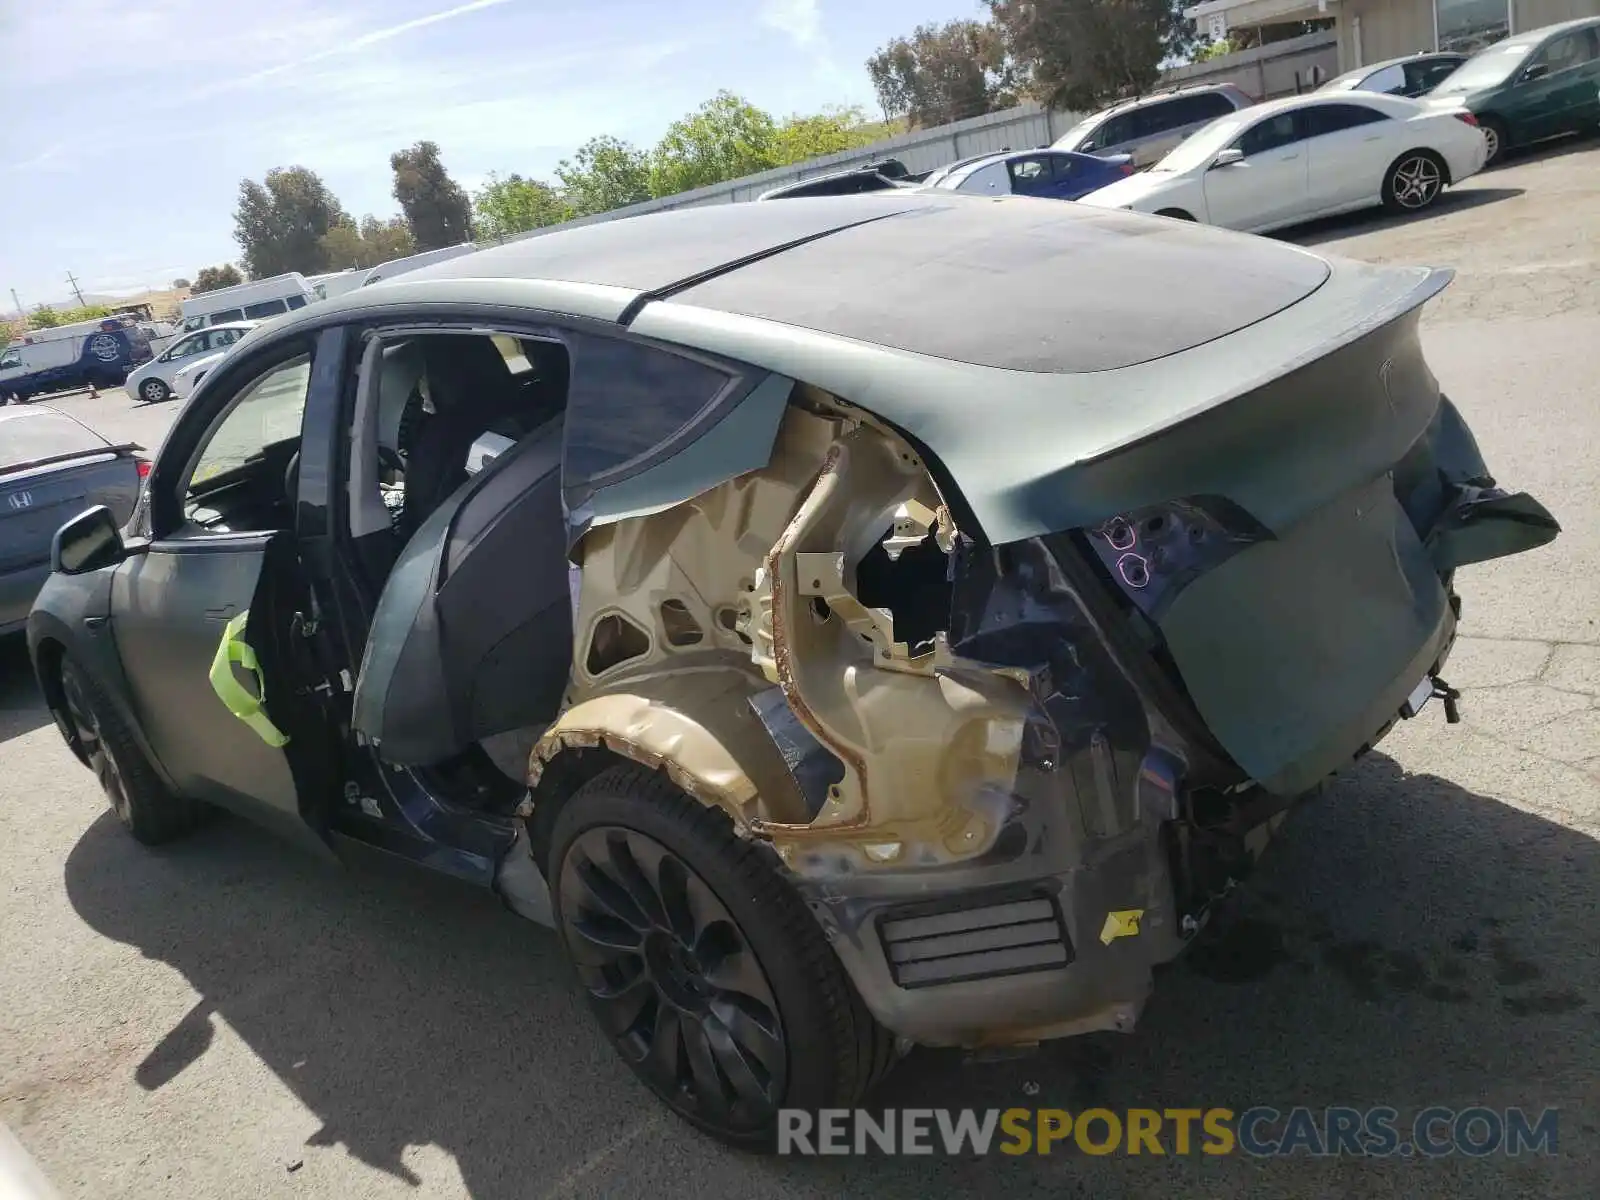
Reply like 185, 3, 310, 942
1184, 0, 1599, 71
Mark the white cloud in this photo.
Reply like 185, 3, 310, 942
760, 0, 822, 48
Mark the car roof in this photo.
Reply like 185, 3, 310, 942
1503, 15, 1598, 46
1099, 82, 1243, 115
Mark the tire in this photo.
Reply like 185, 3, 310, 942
1479, 116, 1508, 166
138, 377, 171, 404
58, 657, 207, 844
548, 764, 896, 1149
1382, 150, 1446, 213
1155, 208, 1196, 220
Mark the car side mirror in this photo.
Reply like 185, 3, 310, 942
1210, 147, 1245, 169
52, 505, 125, 575
1521, 62, 1550, 82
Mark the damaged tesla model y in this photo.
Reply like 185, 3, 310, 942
27, 193, 1558, 1147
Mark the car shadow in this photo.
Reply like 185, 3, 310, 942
0, 635, 53, 745
63, 751, 1596, 1198
1283, 186, 1525, 245
1488, 127, 1600, 171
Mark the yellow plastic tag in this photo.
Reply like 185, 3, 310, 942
1099, 909, 1144, 945
208, 610, 289, 748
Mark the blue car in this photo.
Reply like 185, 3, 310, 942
923, 148, 1136, 201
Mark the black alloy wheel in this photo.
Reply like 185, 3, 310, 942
558, 825, 787, 1133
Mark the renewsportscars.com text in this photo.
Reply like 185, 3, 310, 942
777, 1106, 1560, 1157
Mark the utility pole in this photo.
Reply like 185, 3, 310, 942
65, 271, 86, 306
8, 289, 22, 319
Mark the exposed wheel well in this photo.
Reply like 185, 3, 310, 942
524, 744, 635, 875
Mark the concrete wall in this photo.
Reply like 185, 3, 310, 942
1159, 29, 1340, 96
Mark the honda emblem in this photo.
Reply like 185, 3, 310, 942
7, 491, 33, 510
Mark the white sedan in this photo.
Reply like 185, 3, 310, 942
1077, 93, 1486, 234
123, 321, 256, 404
171, 349, 227, 400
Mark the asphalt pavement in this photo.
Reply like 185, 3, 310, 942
2, 137, 1597, 1199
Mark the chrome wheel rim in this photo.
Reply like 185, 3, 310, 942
60, 666, 131, 822
1393, 156, 1442, 209
141, 379, 164, 402
1483, 126, 1499, 161
558, 826, 786, 1131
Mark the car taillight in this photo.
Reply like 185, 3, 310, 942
136, 458, 152, 479
1454, 112, 1479, 127
1119, 163, 1134, 175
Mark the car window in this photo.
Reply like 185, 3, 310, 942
1094, 112, 1136, 147
953, 161, 1011, 194
0, 351, 20, 370
1007, 155, 1051, 190
1363, 64, 1408, 94
562, 334, 739, 486
243, 299, 288, 320
285, 294, 308, 310
1165, 92, 1235, 126
1304, 103, 1390, 136
1232, 111, 1304, 157
1407, 59, 1462, 91
167, 333, 206, 359
1532, 29, 1599, 74
187, 356, 311, 496
206, 328, 241, 350
209, 308, 245, 324
1046, 153, 1079, 176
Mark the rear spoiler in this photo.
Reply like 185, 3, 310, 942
2, 442, 145, 477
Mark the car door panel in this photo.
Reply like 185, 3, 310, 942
1203, 112, 1310, 230
111, 531, 334, 857
1305, 104, 1393, 209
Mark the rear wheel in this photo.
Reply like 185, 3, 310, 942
58, 657, 206, 844
1479, 116, 1508, 166
549, 764, 896, 1148
139, 377, 170, 404
1382, 151, 1445, 213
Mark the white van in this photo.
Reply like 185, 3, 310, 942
307, 269, 367, 302
360, 243, 479, 288
1, 315, 154, 403
177, 272, 314, 332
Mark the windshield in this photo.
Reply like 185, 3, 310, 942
1432, 41, 1534, 93
1053, 113, 1104, 150
1150, 113, 1253, 173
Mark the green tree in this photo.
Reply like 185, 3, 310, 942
866, 20, 1015, 129
234, 167, 349, 277
192, 264, 245, 294
473, 173, 573, 239
555, 136, 652, 217
319, 217, 416, 269
771, 106, 882, 165
649, 91, 779, 197
390, 141, 474, 251
985, 0, 1179, 111
27, 304, 113, 329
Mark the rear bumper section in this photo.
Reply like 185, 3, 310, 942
798, 823, 1189, 1048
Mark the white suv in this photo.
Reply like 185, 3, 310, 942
1052, 84, 1256, 168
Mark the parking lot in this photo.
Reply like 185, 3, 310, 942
2, 139, 1597, 1199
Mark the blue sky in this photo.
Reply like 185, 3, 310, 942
0, 0, 983, 308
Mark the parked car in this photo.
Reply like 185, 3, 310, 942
1319, 51, 1470, 98
2, 406, 145, 636
1051, 83, 1256, 167
123, 321, 256, 404
1078, 92, 1486, 232
1, 316, 153, 405
1425, 16, 1600, 163
922, 148, 1134, 200
27, 197, 1558, 1147
757, 161, 913, 200
178, 274, 312, 332
171, 349, 228, 400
